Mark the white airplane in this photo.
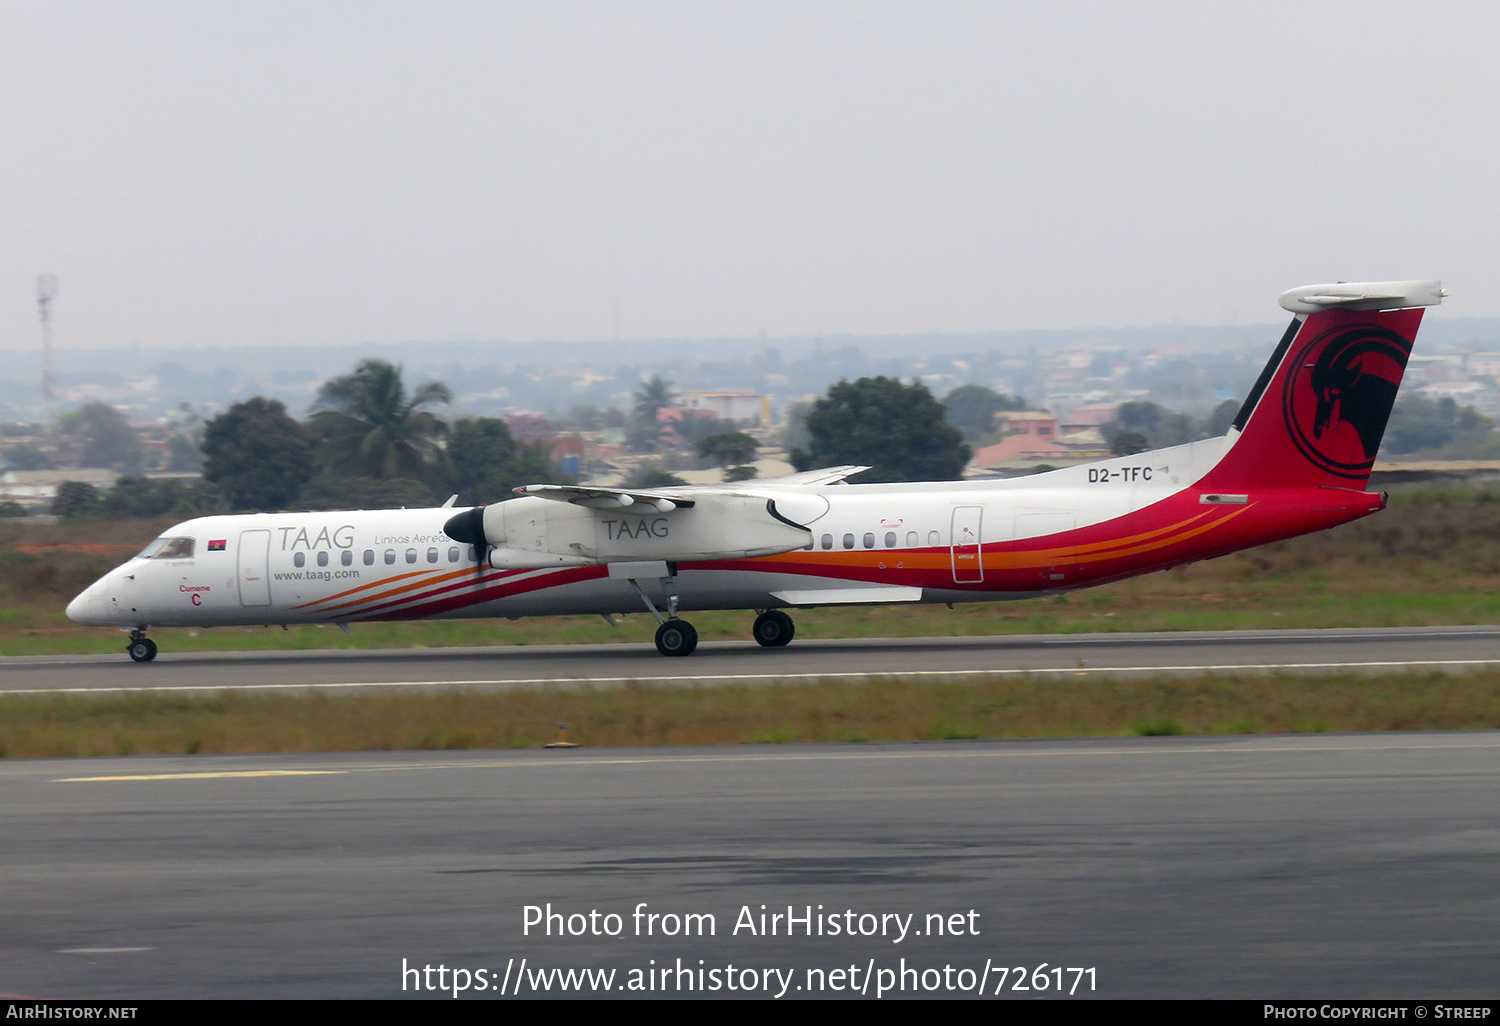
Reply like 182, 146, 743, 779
68, 279, 1443, 663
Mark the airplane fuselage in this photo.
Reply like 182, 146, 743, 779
67, 435, 1381, 632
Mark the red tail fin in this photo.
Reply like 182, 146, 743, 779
1201, 280, 1441, 492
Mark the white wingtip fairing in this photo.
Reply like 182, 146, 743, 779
1278, 280, 1445, 314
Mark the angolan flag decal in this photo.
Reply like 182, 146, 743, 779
207, 539, 227, 551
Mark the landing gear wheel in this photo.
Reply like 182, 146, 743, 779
127, 637, 158, 663
654, 619, 698, 657
752, 610, 795, 648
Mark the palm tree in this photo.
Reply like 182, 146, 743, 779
309, 360, 453, 481
628, 375, 675, 452
633, 374, 675, 422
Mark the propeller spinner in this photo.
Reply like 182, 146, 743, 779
442, 506, 490, 573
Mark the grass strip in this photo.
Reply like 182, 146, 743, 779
4, 670, 1499, 759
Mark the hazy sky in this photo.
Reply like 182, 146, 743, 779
2, 1, 1493, 351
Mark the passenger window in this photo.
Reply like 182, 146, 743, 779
863, 532, 875, 549
294, 552, 305, 568
384, 550, 396, 565
467, 545, 478, 563
341, 550, 353, 566
907, 531, 918, 547
317, 551, 329, 567
427, 547, 439, 563
406, 549, 418, 564
885, 532, 897, 548
843, 533, 855, 549
448, 547, 460, 563
928, 531, 941, 546
821, 534, 833, 550
364, 549, 375, 566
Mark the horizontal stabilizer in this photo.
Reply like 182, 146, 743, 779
1279, 280, 1445, 313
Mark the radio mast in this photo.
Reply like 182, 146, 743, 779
37, 274, 58, 431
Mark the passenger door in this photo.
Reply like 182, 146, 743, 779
950, 506, 984, 583
238, 529, 271, 606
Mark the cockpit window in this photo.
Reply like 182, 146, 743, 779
137, 536, 195, 560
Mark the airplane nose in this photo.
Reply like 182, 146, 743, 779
66, 580, 109, 625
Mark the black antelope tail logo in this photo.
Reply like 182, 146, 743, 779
1281, 324, 1411, 479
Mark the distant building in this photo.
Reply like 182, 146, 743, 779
0, 468, 119, 506
970, 411, 1071, 465
505, 412, 555, 440
675, 390, 770, 427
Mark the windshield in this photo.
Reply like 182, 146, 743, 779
136, 536, 195, 560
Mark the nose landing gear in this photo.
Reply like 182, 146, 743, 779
127, 629, 158, 663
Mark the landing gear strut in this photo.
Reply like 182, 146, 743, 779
624, 564, 699, 657
127, 629, 158, 663
752, 610, 795, 648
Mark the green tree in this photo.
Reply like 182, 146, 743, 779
627, 462, 688, 488
3, 444, 52, 470
102, 477, 187, 518
1110, 432, 1150, 456
696, 432, 758, 467
202, 398, 314, 511
52, 481, 101, 519
445, 419, 570, 503
942, 385, 1027, 442
1383, 395, 1494, 455
633, 375, 674, 422
1102, 401, 1196, 451
447, 417, 519, 504
171, 481, 228, 517
309, 360, 452, 481
790, 377, 970, 482
628, 375, 674, 452
492, 440, 566, 496
1206, 399, 1240, 437
298, 475, 439, 510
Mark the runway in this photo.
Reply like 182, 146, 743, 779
2, 733, 1498, 998
2, 624, 1498, 695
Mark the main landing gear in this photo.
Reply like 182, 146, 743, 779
621, 566, 699, 657
621, 567, 796, 657
654, 619, 698, 657
752, 609, 795, 648
127, 629, 158, 663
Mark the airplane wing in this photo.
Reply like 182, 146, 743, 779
514, 464, 869, 508
513, 484, 695, 511
753, 465, 871, 487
